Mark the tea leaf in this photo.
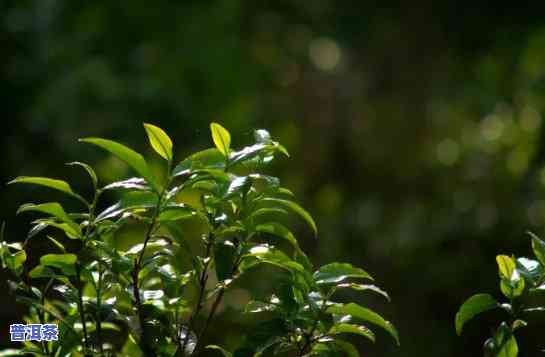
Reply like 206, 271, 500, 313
143, 123, 173, 161
210, 122, 231, 157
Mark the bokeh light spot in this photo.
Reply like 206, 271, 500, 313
309, 37, 341, 71
480, 114, 505, 141
436, 139, 460, 165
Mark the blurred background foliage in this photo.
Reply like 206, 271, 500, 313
3, 1, 545, 355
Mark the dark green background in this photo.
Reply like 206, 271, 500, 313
2, 1, 545, 355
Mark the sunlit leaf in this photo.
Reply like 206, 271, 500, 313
329, 323, 375, 342
497, 255, 516, 280
172, 148, 226, 177
28, 265, 58, 279
5, 250, 26, 271
40, 253, 77, 276
210, 122, 231, 157
8, 176, 87, 205
515, 257, 543, 287
143, 123, 173, 161
240, 244, 305, 274
103, 177, 151, 191
46, 235, 66, 253
79, 137, 159, 191
455, 293, 498, 335
254, 129, 271, 143
17, 203, 81, 235
96, 191, 158, 221
327, 303, 399, 345
158, 205, 195, 222
314, 263, 373, 285
205, 345, 232, 357
336, 283, 390, 301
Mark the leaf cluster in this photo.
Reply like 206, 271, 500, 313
455, 233, 545, 356
1, 123, 397, 356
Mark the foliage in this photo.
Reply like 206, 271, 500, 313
0, 123, 397, 356
455, 233, 545, 356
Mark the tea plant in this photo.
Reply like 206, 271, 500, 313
455, 233, 545, 356
1, 123, 398, 356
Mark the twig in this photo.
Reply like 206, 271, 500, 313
75, 262, 91, 356
180, 238, 213, 354
132, 180, 171, 356
298, 290, 333, 356
196, 245, 243, 352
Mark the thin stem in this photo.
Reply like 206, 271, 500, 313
180, 238, 213, 354
132, 175, 172, 356
87, 192, 106, 357
96, 254, 104, 356
38, 279, 54, 356
75, 262, 91, 356
298, 290, 333, 357
196, 244, 243, 353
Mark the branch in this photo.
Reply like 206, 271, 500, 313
180, 238, 213, 354
75, 262, 91, 356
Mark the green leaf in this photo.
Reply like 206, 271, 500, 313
493, 323, 518, 357
259, 198, 317, 235
225, 176, 251, 198
79, 137, 159, 191
249, 208, 289, 222
529, 232, 545, 266
455, 293, 498, 335
327, 303, 399, 345
336, 283, 390, 301
228, 144, 268, 166
18, 202, 69, 221
330, 340, 360, 357
497, 255, 525, 298
8, 176, 87, 205
17, 203, 81, 235
46, 235, 66, 253
143, 123, 173, 161
96, 191, 158, 221
500, 277, 525, 299
28, 265, 58, 279
497, 255, 516, 280
205, 345, 232, 357
67, 161, 98, 189
240, 245, 305, 274
329, 323, 376, 343
235, 319, 289, 356
497, 336, 518, 357
255, 223, 299, 250
210, 122, 231, 157
314, 263, 373, 285
172, 148, 226, 177
254, 129, 271, 143
158, 205, 196, 222
103, 177, 151, 191
5, 250, 26, 271
40, 253, 77, 276
515, 257, 542, 287
35, 220, 81, 239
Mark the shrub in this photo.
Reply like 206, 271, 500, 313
0, 123, 397, 356
455, 233, 545, 357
